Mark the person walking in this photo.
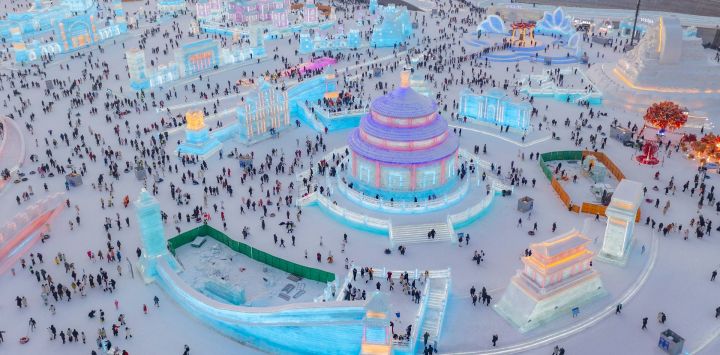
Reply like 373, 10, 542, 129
712, 270, 717, 281
615, 303, 622, 314
0, 329, 5, 343
183, 345, 190, 355
642, 317, 648, 330
491, 334, 498, 347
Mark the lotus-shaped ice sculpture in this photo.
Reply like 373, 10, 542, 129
477, 15, 506, 35
537, 7, 573, 36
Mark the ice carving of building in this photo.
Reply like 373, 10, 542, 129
613, 16, 720, 92
304, 0, 319, 25
370, 4, 412, 48
9, 0, 127, 63
196, 0, 224, 19
127, 39, 263, 90
347, 71, 459, 199
158, 0, 187, 13
535, 7, 574, 37
477, 15, 506, 35
236, 78, 290, 143
459, 88, 532, 130
178, 111, 222, 157
135, 189, 181, 283
229, 0, 290, 25
599, 179, 643, 266
494, 229, 606, 333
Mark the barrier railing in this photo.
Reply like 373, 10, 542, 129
167, 224, 336, 283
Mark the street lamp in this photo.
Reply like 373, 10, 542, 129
629, 0, 641, 46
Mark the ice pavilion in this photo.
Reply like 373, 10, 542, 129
346, 71, 459, 200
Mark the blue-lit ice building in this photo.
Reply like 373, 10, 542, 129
370, 4, 412, 48
127, 38, 264, 90
5, 0, 127, 63
459, 88, 532, 131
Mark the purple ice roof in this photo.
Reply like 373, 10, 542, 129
360, 114, 448, 142
370, 87, 437, 119
348, 129, 459, 165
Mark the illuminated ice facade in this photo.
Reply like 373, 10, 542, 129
535, 7, 574, 37
347, 71, 459, 200
304, 0, 319, 25
370, 4, 412, 48
158, 0, 187, 13
613, 16, 720, 92
298, 29, 361, 54
361, 293, 393, 354
196, 0, 224, 20
236, 78, 290, 143
494, 229, 606, 332
127, 39, 264, 90
599, 179, 643, 266
135, 189, 180, 282
477, 15, 506, 35
459, 88, 532, 130
178, 111, 222, 157
9, 0, 127, 63
229, 0, 290, 25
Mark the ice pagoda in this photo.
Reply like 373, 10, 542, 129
494, 229, 606, 332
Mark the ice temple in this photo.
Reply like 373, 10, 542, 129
370, 4, 412, 48
346, 71, 459, 200
494, 229, 606, 332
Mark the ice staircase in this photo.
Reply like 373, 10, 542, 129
418, 270, 451, 350
390, 222, 454, 246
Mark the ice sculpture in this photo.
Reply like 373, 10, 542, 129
599, 179, 643, 266
477, 15, 506, 35
535, 7, 574, 37
347, 71, 459, 200
157, 0, 186, 13
369, 0, 378, 14
236, 78, 290, 144
494, 229, 606, 332
361, 292, 392, 354
135, 189, 180, 282
459, 88, 532, 130
613, 16, 720, 92
178, 111, 222, 157
370, 4, 412, 48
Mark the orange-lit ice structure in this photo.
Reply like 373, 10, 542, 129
494, 229, 606, 332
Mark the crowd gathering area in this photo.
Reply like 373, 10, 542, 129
1, 0, 720, 354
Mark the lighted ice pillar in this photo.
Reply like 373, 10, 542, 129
299, 32, 314, 53
369, 0, 378, 14
177, 110, 221, 158
135, 189, 180, 282
599, 179, 643, 266
347, 29, 360, 49
361, 292, 392, 355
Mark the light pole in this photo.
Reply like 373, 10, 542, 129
630, 0, 641, 46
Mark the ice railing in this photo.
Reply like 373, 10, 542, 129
336, 175, 470, 213
0, 192, 65, 245
310, 103, 369, 119
157, 258, 366, 319
315, 192, 391, 232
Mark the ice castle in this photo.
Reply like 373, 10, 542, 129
346, 71, 459, 200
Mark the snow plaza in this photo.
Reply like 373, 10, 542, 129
1, 0, 720, 354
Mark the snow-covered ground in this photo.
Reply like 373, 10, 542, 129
1, 0, 720, 354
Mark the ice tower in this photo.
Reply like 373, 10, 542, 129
135, 189, 181, 283
494, 229, 606, 332
178, 110, 221, 158
599, 179, 643, 266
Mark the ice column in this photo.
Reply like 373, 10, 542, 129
599, 179, 643, 266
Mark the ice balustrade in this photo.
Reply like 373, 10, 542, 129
312, 192, 392, 233
336, 173, 470, 213
154, 259, 367, 354
393, 278, 431, 353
